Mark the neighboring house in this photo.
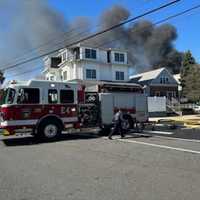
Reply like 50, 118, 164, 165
43, 43, 130, 82
130, 68, 178, 99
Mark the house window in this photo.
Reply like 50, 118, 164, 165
86, 69, 96, 79
114, 53, 125, 62
60, 90, 74, 104
63, 71, 67, 80
160, 77, 169, 84
85, 49, 96, 59
116, 71, 124, 81
17, 88, 40, 104
48, 89, 58, 104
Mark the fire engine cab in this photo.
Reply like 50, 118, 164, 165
0, 80, 148, 140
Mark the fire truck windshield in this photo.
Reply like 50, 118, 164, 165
0, 88, 16, 105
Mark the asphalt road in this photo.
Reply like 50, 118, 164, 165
0, 130, 200, 200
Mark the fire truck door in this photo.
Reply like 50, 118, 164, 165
99, 93, 113, 125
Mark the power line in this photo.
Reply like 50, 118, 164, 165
1, 0, 180, 72
6, 66, 43, 79
1, 26, 93, 69
0, 1, 156, 70
11, 2, 200, 79
97, 4, 200, 49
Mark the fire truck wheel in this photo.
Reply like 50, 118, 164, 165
37, 120, 62, 140
135, 122, 144, 133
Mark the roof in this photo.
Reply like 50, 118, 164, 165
57, 43, 128, 53
173, 74, 181, 84
130, 68, 166, 82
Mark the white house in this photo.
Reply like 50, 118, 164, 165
43, 43, 130, 82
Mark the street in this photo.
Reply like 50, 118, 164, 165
0, 130, 200, 200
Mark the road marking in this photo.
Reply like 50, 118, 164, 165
154, 135, 200, 143
145, 130, 173, 135
117, 139, 200, 155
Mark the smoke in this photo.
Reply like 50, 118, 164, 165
0, 0, 90, 79
0, 1, 66, 62
88, 5, 182, 73
0, 2, 181, 79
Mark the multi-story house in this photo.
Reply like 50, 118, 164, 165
43, 44, 130, 82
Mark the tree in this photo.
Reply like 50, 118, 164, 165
182, 50, 196, 68
180, 50, 196, 97
183, 64, 200, 102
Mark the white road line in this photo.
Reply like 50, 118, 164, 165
145, 130, 173, 135
117, 139, 200, 155
154, 135, 200, 143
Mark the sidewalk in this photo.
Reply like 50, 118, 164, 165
150, 115, 200, 128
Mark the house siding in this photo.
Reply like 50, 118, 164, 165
151, 70, 177, 85
150, 85, 178, 98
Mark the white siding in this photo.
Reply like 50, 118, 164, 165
80, 47, 84, 60
99, 65, 112, 81
99, 50, 108, 63
112, 65, 129, 81
76, 63, 83, 80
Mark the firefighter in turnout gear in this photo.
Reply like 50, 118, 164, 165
108, 109, 125, 140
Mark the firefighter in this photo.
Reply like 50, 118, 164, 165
108, 109, 125, 140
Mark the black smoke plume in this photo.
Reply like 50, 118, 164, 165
0, 2, 182, 79
0, 0, 90, 79
88, 5, 182, 73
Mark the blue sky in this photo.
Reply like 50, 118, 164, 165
49, 0, 200, 62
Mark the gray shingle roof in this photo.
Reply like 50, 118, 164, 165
130, 68, 165, 82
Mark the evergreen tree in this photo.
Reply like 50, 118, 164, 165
183, 64, 200, 102
180, 50, 196, 97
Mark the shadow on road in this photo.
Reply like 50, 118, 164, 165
3, 128, 198, 147
1, 133, 99, 147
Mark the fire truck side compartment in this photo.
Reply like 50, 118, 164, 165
99, 92, 148, 125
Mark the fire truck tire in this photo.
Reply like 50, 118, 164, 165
135, 122, 144, 133
36, 120, 62, 140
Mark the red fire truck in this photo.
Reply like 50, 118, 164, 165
0, 80, 148, 140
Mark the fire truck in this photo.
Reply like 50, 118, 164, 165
0, 80, 148, 140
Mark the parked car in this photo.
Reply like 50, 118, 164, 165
193, 105, 200, 113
